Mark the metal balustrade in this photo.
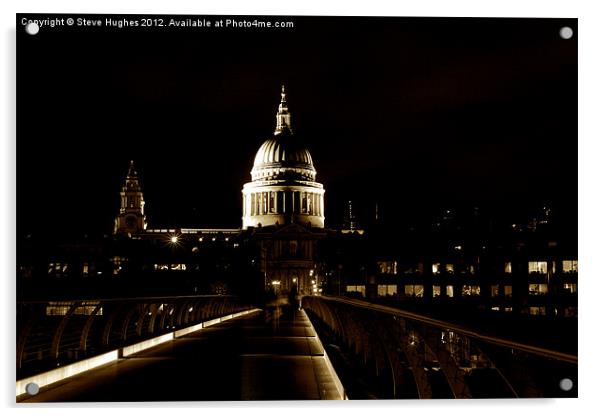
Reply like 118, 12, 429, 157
17, 295, 254, 379
302, 295, 577, 399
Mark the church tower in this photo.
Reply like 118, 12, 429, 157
114, 160, 147, 235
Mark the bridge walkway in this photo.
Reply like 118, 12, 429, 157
19, 306, 344, 402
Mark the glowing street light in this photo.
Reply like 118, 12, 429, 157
171, 236, 178, 244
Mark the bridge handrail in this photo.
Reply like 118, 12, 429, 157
314, 295, 577, 365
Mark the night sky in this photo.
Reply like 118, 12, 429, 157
17, 15, 577, 237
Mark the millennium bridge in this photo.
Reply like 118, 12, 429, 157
16, 295, 576, 401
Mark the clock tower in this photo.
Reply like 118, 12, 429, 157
114, 160, 147, 235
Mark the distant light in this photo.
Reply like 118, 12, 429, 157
170, 236, 178, 243
188, 307, 193, 312
271, 280, 281, 285
454, 245, 462, 251
318, 288, 322, 293
212, 237, 216, 241
313, 288, 318, 293
199, 237, 204, 242
311, 280, 316, 285
225, 237, 229, 241
292, 278, 297, 283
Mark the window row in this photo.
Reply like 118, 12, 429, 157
349, 283, 578, 299
375, 260, 578, 276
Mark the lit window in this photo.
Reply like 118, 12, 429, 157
528, 261, 548, 274
528, 284, 548, 295
562, 260, 578, 273
377, 261, 398, 275
154, 264, 170, 271
170, 264, 187, 271
446, 285, 454, 298
445, 264, 454, 273
46, 301, 102, 316
346, 285, 365, 297
504, 286, 513, 298
82, 262, 89, 276
45, 304, 69, 315
461, 285, 481, 296
432, 285, 441, 298
504, 262, 512, 274
529, 306, 546, 316
491, 285, 500, 297
563, 283, 577, 293
432, 263, 441, 275
404, 285, 424, 298
377, 285, 398, 297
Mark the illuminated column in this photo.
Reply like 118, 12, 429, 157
292, 192, 296, 214
318, 194, 324, 216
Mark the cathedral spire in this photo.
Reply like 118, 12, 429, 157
127, 160, 137, 178
275, 85, 292, 135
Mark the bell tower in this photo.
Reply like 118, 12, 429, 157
114, 160, 147, 235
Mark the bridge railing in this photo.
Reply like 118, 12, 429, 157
17, 295, 254, 379
302, 295, 577, 399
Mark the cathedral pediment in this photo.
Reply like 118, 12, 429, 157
273, 222, 313, 235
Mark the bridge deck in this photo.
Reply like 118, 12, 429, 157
19, 306, 343, 402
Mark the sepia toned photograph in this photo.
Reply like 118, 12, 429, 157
16, 14, 577, 402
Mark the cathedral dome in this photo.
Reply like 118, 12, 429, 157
251, 133, 316, 181
242, 86, 325, 230
250, 87, 317, 182
253, 135, 314, 167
